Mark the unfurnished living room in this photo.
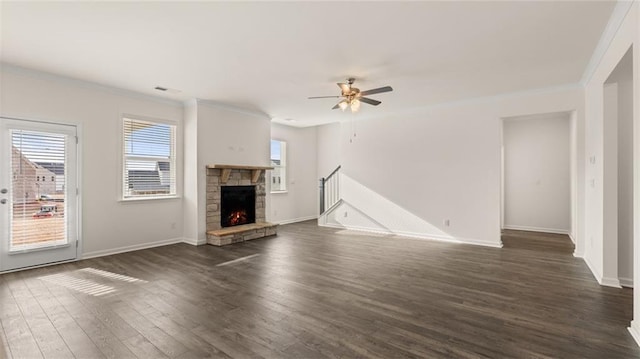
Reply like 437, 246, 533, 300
1, 1, 640, 358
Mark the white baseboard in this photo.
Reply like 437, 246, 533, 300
601, 276, 622, 288
583, 255, 603, 284
582, 255, 623, 288
182, 237, 207, 246
318, 222, 502, 248
277, 215, 318, 225
568, 232, 576, 244
82, 237, 184, 259
629, 321, 640, 347
502, 225, 569, 235
620, 277, 634, 288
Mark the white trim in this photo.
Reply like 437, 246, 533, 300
580, 1, 635, 85
583, 255, 623, 288
82, 237, 183, 260
584, 255, 604, 284
120, 115, 178, 201
601, 277, 623, 288
119, 196, 181, 203
0, 258, 78, 274
502, 225, 569, 235
182, 237, 207, 246
568, 232, 576, 244
75, 123, 84, 264
2, 63, 183, 108
319, 222, 503, 248
277, 215, 318, 225
620, 277, 634, 288
629, 321, 640, 347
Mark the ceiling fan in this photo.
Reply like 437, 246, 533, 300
308, 78, 393, 112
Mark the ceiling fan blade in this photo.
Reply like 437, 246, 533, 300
359, 97, 382, 106
308, 96, 341, 99
338, 83, 350, 94
331, 103, 341, 110
360, 86, 393, 96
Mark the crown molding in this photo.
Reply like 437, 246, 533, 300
580, 1, 635, 85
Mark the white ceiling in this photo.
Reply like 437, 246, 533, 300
1, 1, 615, 127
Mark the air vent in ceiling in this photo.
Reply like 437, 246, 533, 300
154, 86, 181, 94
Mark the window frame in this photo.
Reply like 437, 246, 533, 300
270, 139, 287, 193
120, 115, 178, 201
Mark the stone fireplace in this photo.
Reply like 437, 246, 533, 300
206, 164, 277, 246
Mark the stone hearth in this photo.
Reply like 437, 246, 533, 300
206, 164, 277, 246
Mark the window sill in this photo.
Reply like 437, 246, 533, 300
270, 190, 288, 194
119, 196, 181, 203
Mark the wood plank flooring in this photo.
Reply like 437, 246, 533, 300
1, 221, 639, 358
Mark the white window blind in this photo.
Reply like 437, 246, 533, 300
10, 129, 67, 250
123, 117, 176, 199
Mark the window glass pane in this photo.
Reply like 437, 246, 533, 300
10, 130, 67, 250
123, 117, 176, 199
270, 140, 286, 192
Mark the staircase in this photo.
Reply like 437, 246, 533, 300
318, 165, 342, 222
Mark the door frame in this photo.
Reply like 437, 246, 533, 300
0, 116, 82, 272
499, 111, 579, 247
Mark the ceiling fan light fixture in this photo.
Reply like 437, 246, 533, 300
350, 99, 361, 112
309, 78, 393, 111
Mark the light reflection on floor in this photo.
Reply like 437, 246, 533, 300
38, 267, 147, 297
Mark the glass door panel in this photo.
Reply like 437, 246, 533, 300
1, 118, 77, 271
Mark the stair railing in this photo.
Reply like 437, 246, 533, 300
319, 165, 341, 214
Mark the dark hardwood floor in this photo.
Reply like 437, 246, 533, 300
1, 221, 638, 358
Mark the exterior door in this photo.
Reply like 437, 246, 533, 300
0, 118, 78, 271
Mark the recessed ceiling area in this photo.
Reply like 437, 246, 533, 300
0, 1, 615, 126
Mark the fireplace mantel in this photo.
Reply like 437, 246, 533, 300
207, 164, 273, 184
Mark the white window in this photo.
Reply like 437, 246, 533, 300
270, 139, 286, 192
122, 116, 176, 199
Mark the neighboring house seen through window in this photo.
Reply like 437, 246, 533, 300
270, 140, 286, 192
122, 116, 176, 199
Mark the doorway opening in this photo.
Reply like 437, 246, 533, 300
500, 111, 577, 247
602, 46, 634, 288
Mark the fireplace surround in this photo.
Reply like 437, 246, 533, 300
206, 164, 277, 246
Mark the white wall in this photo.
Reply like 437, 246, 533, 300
604, 50, 633, 286
617, 68, 635, 287
182, 99, 199, 243
601, 48, 635, 287
503, 113, 571, 234
603, 83, 620, 284
181, 101, 271, 243
318, 87, 584, 247
0, 65, 185, 257
582, 1, 639, 343
267, 123, 318, 224
317, 122, 341, 177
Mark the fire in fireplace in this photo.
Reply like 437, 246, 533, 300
221, 186, 256, 228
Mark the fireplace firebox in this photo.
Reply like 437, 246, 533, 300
221, 186, 256, 228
